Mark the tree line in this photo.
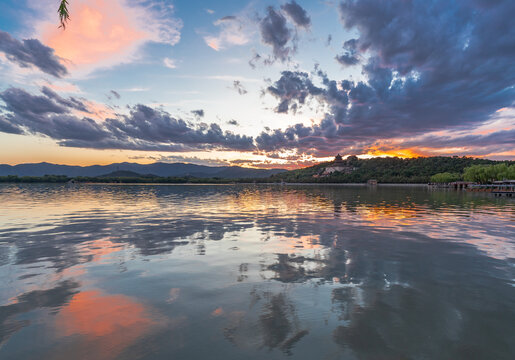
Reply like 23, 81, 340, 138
1, 157, 514, 184
430, 164, 515, 184
270, 156, 514, 184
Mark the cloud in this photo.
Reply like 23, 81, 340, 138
266, 71, 324, 113
41, 86, 90, 112
0, 30, 67, 77
257, 2, 313, 65
258, 0, 515, 157
36, 0, 182, 74
163, 57, 177, 69
203, 15, 250, 51
0, 87, 254, 153
171, 74, 261, 83
227, 119, 239, 126
0, 116, 23, 134
248, 52, 262, 69
281, 1, 311, 28
259, 7, 293, 62
335, 39, 360, 66
1, 87, 68, 116
2, 83, 511, 160
326, 34, 332, 47
110, 90, 121, 99
36, 80, 81, 93
157, 154, 230, 167
191, 109, 204, 118
232, 80, 248, 95
335, 53, 359, 66
121, 87, 149, 92
401, 129, 515, 152
260, 67, 515, 157
0, 87, 109, 142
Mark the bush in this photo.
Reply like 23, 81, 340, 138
430, 172, 461, 183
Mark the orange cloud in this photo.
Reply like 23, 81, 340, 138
37, 0, 181, 74
57, 290, 155, 337
54, 290, 160, 359
365, 146, 424, 158
40, 0, 145, 71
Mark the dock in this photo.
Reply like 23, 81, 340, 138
468, 180, 515, 197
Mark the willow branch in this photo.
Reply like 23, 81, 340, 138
58, 0, 70, 29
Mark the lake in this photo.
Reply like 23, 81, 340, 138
0, 184, 514, 359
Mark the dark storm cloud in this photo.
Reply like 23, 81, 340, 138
0, 30, 68, 78
266, 71, 324, 113
0, 88, 108, 141
0, 87, 254, 152
259, 0, 515, 154
403, 129, 515, 150
259, 7, 293, 62
41, 86, 90, 113
255, 121, 347, 155
281, 1, 311, 28
1, 87, 67, 116
0, 116, 23, 134
258, 2, 312, 64
105, 105, 253, 150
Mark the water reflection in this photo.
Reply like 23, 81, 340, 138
0, 184, 514, 359
0, 280, 79, 347
51, 290, 161, 360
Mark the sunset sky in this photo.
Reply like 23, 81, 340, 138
0, 0, 513, 168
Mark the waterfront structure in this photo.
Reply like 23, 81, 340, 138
449, 181, 474, 190
468, 180, 515, 197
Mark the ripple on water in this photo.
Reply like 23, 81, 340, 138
0, 184, 514, 359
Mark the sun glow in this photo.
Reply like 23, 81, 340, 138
363, 147, 424, 159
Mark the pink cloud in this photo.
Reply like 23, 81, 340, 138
36, 0, 182, 74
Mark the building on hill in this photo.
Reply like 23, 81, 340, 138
316, 154, 356, 177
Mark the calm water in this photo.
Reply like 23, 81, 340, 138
0, 184, 514, 360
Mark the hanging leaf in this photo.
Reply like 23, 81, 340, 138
58, 0, 70, 29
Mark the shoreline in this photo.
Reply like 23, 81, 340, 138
1, 181, 429, 186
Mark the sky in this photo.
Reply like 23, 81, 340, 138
0, 0, 513, 169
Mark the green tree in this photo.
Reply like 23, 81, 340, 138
430, 172, 461, 183
346, 155, 359, 166
463, 164, 515, 183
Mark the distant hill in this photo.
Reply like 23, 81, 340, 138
0, 162, 286, 179
99, 170, 156, 178
268, 156, 514, 183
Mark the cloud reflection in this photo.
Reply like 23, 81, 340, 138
51, 290, 160, 360
0, 184, 514, 358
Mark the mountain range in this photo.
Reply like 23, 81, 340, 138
0, 162, 286, 179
